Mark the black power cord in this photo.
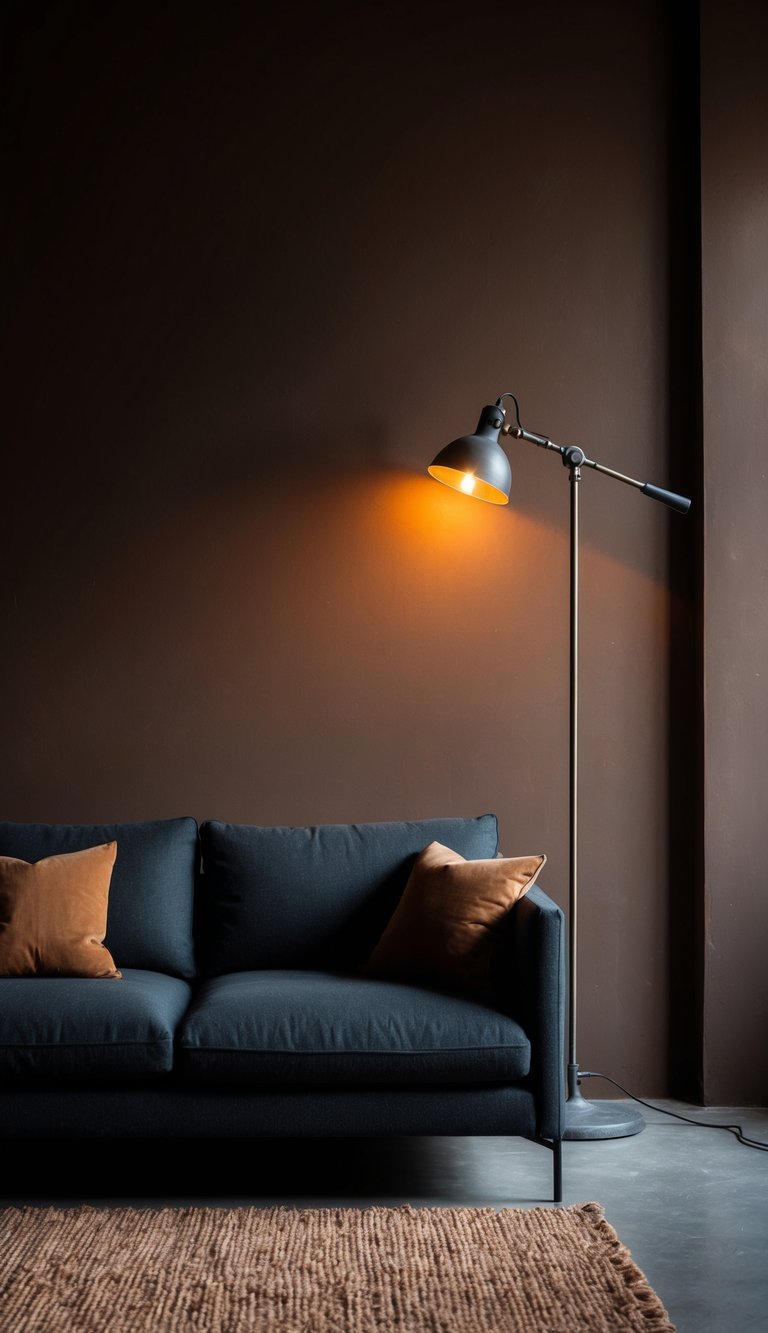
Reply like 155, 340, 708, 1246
579, 1071, 768, 1152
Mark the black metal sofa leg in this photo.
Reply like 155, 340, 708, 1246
553, 1140, 563, 1203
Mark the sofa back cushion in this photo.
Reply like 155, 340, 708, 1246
197, 815, 499, 975
0, 819, 198, 978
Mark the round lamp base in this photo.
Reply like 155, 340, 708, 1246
564, 1086, 645, 1140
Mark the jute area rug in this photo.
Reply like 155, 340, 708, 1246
1, 1201, 675, 1332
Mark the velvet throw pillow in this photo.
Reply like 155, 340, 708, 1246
362, 841, 546, 998
0, 842, 122, 978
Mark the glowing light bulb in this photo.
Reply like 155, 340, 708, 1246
460, 473, 476, 495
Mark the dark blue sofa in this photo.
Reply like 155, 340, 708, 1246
0, 814, 565, 1200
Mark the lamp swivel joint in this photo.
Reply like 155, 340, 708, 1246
563, 445, 586, 471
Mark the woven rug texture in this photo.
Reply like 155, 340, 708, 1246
0, 1201, 675, 1332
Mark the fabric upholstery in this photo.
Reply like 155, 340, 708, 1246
0, 1084, 538, 1141
0, 819, 198, 978
197, 815, 499, 975
0, 807, 565, 1165
362, 841, 546, 999
0, 970, 193, 1081
178, 969, 530, 1085
0, 842, 121, 978
501, 885, 566, 1142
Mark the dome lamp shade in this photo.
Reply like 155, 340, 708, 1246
428, 403, 511, 505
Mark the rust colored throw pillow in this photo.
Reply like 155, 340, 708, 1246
362, 841, 546, 998
0, 842, 122, 978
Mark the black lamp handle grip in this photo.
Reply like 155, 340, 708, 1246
641, 482, 691, 514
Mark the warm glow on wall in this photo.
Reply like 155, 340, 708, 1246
375, 473, 564, 619
380, 473, 510, 554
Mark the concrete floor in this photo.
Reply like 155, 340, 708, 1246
3, 1101, 767, 1333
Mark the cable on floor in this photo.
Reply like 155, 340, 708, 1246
578, 1071, 768, 1151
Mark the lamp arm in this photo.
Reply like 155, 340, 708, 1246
587, 460, 691, 513
496, 392, 559, 452
498, 411, 691, 514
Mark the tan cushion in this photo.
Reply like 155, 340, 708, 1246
0, 842, 122, 978
362, 840, 546, 998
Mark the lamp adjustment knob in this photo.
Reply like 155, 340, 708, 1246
563, 446, 586, 469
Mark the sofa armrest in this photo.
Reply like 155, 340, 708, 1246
496, 884, 565, 1142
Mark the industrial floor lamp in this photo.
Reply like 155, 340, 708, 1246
428, 392, 690, 1140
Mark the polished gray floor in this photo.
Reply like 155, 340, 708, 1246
3, 1101, 767, 1333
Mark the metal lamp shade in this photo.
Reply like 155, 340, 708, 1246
428, 404, 511, 505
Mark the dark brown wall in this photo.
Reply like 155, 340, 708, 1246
1, 1, 695, 1095
701, 0, 768, 1104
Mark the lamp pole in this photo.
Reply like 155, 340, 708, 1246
568, 455, 581, 1129
428, 393, 690, 1140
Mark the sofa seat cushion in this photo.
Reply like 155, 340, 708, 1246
0, 970, 193, 1082
177, 970, 531, 1086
